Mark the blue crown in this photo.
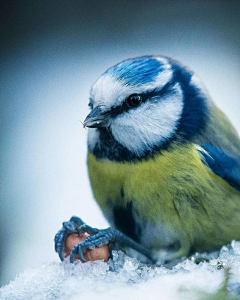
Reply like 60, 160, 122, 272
104, 56, 166, 86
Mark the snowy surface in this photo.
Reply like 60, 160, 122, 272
1, 242, 240, 300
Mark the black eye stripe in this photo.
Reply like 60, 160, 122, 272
109, 79, 176, 118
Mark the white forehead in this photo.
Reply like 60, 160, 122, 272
90, 57, 173, 109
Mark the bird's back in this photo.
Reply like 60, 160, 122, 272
195, 102, 240, 158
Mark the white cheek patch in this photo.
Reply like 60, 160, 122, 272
111, 84, 184, 156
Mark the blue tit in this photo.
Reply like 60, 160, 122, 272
55, 56, 240, 265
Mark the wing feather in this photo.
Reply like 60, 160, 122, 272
199, 144, 240, 191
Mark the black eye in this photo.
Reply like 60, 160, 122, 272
88, 102, 93, 109
126, 94, 142, 108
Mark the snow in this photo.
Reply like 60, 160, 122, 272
1, 242, 240, 300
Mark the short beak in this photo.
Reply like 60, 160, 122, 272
84, 106, 111, 128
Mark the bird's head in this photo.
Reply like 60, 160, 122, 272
84, 56, 209, 161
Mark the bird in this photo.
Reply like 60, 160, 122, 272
55, 55, 240, 265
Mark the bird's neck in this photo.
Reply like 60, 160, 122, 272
88, 127, 176, 162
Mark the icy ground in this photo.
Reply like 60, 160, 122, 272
1, 242, 240, 300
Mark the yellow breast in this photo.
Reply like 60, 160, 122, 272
88, 143, 235, 213
88, 143, 240, 251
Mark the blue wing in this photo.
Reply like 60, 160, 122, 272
199, 144, 240, 192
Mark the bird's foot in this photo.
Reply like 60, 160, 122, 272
54, 216, 99, 261
69, 228, 117, 262
55, 216, 154, 263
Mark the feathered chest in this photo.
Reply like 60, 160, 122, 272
88, 143, 240, 250
87, 144, 216, 220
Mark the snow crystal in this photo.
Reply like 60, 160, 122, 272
1, 242, 240, 300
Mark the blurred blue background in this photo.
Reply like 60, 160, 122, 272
1, 0, 239, 286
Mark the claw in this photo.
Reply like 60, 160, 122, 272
54, 216, 88, 261
68, 230, 112, 262
54, 228, 67, 261
70, 243, 87, 263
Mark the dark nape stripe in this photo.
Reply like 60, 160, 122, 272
169, 59, 209, 140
